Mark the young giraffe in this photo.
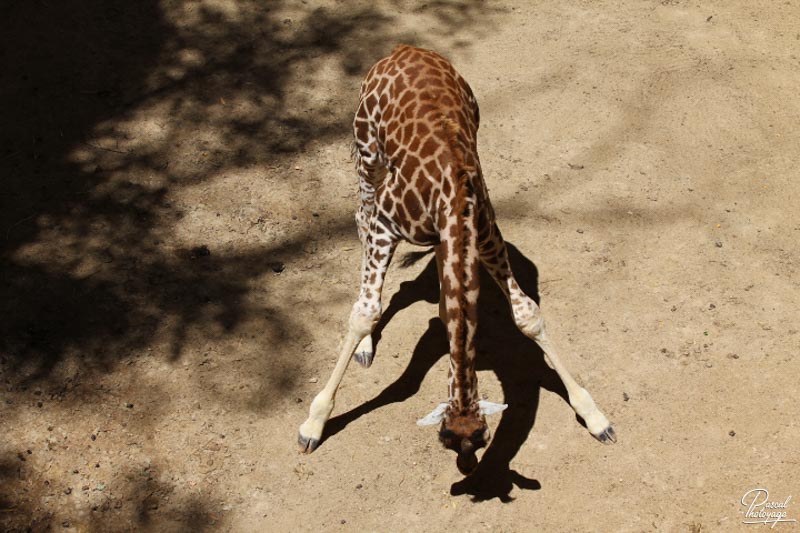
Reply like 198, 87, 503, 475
298, 45, 615, 473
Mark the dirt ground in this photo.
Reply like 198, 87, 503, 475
2, 0, 799, 531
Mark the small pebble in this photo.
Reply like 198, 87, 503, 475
125, 403, 134, 409
356, 484, 363, 489
90, 434, 96, 441
623, 392, 630, 402
714, 241, 723, 248
729, 430, 736, 437
309, 377, 319, 383
709, 303, 716, 309
64, 488, 72, 495
576, 228, 584, 234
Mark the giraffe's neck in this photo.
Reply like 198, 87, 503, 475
438, 123, 481, 414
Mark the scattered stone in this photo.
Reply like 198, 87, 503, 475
709, 303, 716, 309
356, 484, 363, 489
623, 392, 630, 402
576, 228, 584, 234
91, 434, 96, 441
714, 241, 723, 248
308, 377, 319, 383
729, 430, 736, 437
271, 262, 285, 273
727, 353, 739, 359
125, 402, 134, 409
64, 488, 72, 495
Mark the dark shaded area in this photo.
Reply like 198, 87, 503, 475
325, 243, 573, 502
0, 1, 368, 383
0, 0, 489, 380
0, 1, 493, 528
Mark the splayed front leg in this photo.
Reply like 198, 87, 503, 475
298, 312, 376, 453
298, 218, 396, 453
527, 320, 616, 443
479, 224, 616, 444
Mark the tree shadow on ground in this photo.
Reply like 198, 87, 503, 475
0, 1, 494, 529
325, 243, 574, 502
0, 0, 491, 383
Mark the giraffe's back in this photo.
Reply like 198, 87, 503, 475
353, 45, 484, 245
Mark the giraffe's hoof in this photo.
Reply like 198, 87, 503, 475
593, 425, 617, 444
298, 432, 320, 453
354, 350, 374, 368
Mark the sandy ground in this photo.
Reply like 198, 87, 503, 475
2, 0, 799, 531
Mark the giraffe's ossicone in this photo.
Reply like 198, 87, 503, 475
298, 45, 615, 475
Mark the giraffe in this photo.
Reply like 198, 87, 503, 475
298, 45, 616, 474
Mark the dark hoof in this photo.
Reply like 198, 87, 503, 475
298, 432, 320, 453
354, 350, 374, 368
594, 425, 617, 444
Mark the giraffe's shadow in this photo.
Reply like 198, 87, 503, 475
324, 243, 569, 502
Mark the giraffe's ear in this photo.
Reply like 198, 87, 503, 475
477, 400, 508, 416
417, 403, 450, 426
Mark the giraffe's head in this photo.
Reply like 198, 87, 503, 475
417, 400, 507, 474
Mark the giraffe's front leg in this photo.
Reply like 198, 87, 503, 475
298, 305, 377, 452
479, 224, 616, 444
298, 223, 396, 453
516, 307, 615, 443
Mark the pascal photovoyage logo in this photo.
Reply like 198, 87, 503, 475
741, 488, 797, 528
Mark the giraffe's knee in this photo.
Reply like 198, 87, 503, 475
512, 298, 545, 338
349, 302, 381, 337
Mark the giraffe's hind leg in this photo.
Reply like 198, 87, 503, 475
479, 224, 616, 444
298, 218, 397, 453
351, 149, 387, 369
353, 203, 375, 368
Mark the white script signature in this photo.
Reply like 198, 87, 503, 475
741, 488, 797, 528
